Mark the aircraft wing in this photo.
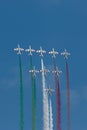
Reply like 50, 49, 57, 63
61, 52, 65, 55
49, 51, 53, 54
14, 48, 19, 51
42, 50, 46, 53
20, 48, 24, 51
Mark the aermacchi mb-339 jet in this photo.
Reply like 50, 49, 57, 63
52, 67, 62, 77
49, 48, 58, 58
14, 44, 24, 55
44, 87, 55, 96
61, 49, 70, 59
36, 47, 46, 56
25, 45, 35, 55
40, 66, 50, 75
29, 66, 39, 77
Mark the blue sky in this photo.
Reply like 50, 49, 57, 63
0, 0, 87, 130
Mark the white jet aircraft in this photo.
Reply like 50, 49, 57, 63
14, 44, 24, 55
49, 48, 58, 58
44, 87, 55, 96
40, 66, 50, 75
52, 67, 62, 76
36, 47, 46, 56
61, 49, 70, 59
29, 66, 39, 76
25, 45, 35, 55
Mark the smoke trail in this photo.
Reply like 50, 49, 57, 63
44, 92, 49, 130
30, 56, 36, 130
32, 76, 36, 130
66, 60, 71, 130
53, 58, 62, 130
19, 55, 24, 130
49, 99, 53, 130
41, 59, 49, 130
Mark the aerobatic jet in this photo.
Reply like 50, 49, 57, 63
49, 48, 58, 58
14, 44, 24, 55
61, 49, 70, 59
29, 66, 39, 76
52, 67, 62, 76
40, 66, 50, 75
36, 47, 46, 56
25, 45, 35, 55
44, 87, 55, 96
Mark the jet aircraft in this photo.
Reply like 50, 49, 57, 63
14, 44, 24, 55
36, 47, 46, 56
49, 48, 58, 58
29, 66, 39, 76
61, 49, 70, 59
25, 45, 35, 55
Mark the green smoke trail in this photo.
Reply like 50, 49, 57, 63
30, 56, 36, 130
19, 55, 24, 130
31, 76, 36, 130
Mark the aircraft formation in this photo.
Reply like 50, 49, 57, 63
14, 44, 71, 130
14, 44, 70, 59
14, 44, 70, 76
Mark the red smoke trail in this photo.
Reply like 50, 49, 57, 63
53, 58, 62, 130
66, 60, 71, 130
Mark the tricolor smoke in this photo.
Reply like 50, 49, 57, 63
14, 46, 71, 130
66, 60, 71, 130
53, 58, 62, 130
30, 56, 37, 130
19, 55, 24, 130
41, 59, 49, 130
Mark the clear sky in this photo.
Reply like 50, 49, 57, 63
0, 0, 87, 130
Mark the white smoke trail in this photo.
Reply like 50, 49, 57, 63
49, 98, 53, 130
44, 92, 49, 130
41, 59, 49, 130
